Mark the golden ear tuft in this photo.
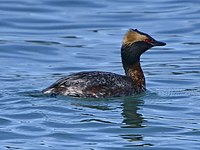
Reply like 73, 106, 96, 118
122, 29, 147, 45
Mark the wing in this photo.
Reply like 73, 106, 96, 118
42, 71, 134, 97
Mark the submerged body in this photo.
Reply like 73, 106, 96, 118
42, 29, 166, 98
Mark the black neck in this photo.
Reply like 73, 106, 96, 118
121, 43, 146, 89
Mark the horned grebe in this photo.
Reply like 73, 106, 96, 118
42, 29, 166, 98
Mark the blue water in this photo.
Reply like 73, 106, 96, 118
0, 0, 200, 149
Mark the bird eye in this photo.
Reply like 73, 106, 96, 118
144, 39, 154, 45
144, 39, 151, 43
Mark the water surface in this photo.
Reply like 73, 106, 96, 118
0, 0, 200, 150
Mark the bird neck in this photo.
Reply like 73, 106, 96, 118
124, 61, 146, 91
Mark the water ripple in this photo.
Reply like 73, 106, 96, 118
0, 0, 200, 149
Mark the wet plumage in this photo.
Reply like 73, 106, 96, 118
43, 71, 135, 98
42, 29, 166, 98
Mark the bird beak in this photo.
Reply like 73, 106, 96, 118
153, 40, 166, 46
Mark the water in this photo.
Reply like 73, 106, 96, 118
0, 0, 200, 149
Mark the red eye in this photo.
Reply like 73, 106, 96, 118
144, 39, 151, 43
144, 39, 155, 45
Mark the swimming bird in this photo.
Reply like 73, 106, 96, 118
42, 29, 166, 98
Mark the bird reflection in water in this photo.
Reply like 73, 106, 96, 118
121, 97, 144, 128
69, 96, 148, 145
